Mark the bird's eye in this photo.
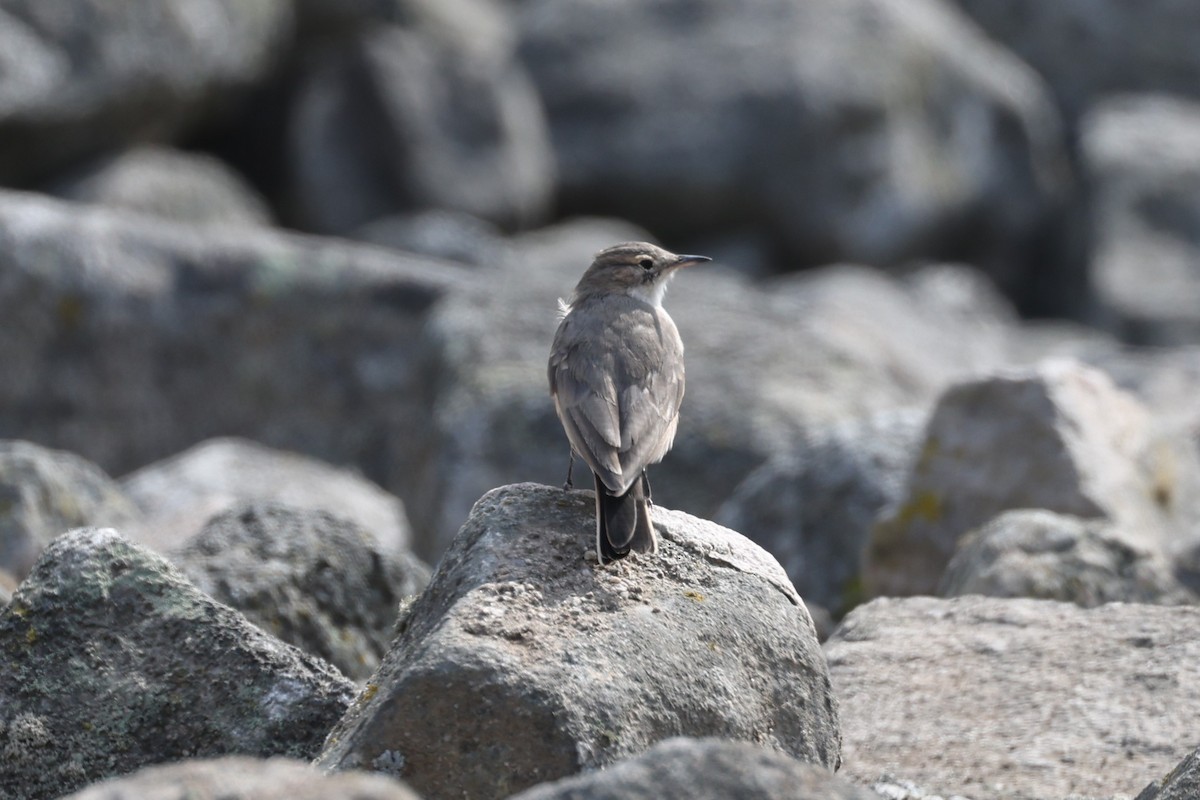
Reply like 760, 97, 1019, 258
638, 257, 653, 270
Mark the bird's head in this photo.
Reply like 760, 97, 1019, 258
573, 242, 710, 306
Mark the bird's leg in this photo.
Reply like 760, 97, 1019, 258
563, 451, 575, 491
641, 469, 653, 506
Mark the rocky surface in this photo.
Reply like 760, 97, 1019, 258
120, 437, 415, 555
60, 757, 421, 800
507, 737, 876, 800
1136, 747, 1200, 800
867, 360, 1200, 596
176, 502, 429, 681
939, 508, 1197, 607
513, 0, 1073, 312
826, 595, 1200, 799
0, 439, 139, 580
317, 483, 839, 800
0, 528, 355, 800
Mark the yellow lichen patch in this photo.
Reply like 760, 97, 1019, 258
683, 591, 705, 602
25, 626, 37, 645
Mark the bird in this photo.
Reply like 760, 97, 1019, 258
548, 241, 709, 564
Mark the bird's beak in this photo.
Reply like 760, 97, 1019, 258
673, 254, 711, 268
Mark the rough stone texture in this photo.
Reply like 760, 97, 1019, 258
287, 2, 553, 235
939, 508, 1197, 607
0, 440, 139, 580
1082, 95, 1200, 345
120, 437, 414, 556
317, 483, 839, 800
414, 217, 1013, 558
0, 528, 355, 800
507, 737, 876, 800
1136, 747, 1200, 800
825, 595, 1200, 800
60, 757, 421, 800
352, 209, 509, 267
867, 360, 1200, 597
48, 146, 273, 228
951, 0, 1200, 123
0, 0, 293, 184
715, 409, 925, 618
514, 0, 1071, 309
176, 503, 430, 681
0, 189, 472, 541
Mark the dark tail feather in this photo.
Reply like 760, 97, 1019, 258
595, 474, 658, 564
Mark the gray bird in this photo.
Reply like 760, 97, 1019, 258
548, 242, 709, 564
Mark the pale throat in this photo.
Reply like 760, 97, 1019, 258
626, 274, 673, 308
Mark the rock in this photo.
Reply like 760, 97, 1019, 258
352, 209, 509, 267
715, 408, 926, 617
0, 528, 355, 800
48, 147, 272, 228
514, 0, 1071, 309
507, 737, 875, 800
0, 0, 293, 184
287, 1, 554, 235
0, 189, 472, 529
939, 509, 1197, 607
1081, 96, 1200, 345
0, 440, 139, 580
825, 595, 1200, 799
414, 218, 1013, 558
175, 503, 430, 681
60, 757, 421, 800
317, 484, 839, 800
0, 569, 14, 607
866, 360, 1200, 597
120, 438, 414, 556
1136, 747, 1200, 800
950, 0, 1200, 122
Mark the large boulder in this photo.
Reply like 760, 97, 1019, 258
1082, 95, 1200, 345
867, 360, 1200, 596
825, 595, 1200, 799
175, 503, 430, 681
415, 218, 1013, 558
60, 757, 420, 800
0, 440, 139, 580
939, 508, 1197, 607
0, 0, 293, 184
514, 0, 1071, 309
317, 484, 840, 800
951, 0, 1200, 122
507, 737, 875, 800
0, 189, 471, 525
1137, 747, 1200, 800
0, 528, 355, 800
47, 146, 272, 228
120, 437, 414, 555
287, 0, 554, 234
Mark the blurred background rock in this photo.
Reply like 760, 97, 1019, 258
2, 0, 1200, 629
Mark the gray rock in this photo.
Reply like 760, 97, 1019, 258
1082, 96, 1200, 345
0, 569, 14, 607
867, 360, 1200, 597
175, 503, 430, 681
352, 209, 508, 267
950, 0, 1200, 122
825, 595, 1200, 799
415, 219, 1013, 559
0, 1, 293, 184
120, 437, 414, 556
507, 737, 875, 800
317, 483, 839, 800
287, 2, 553, 235
514, 0, 1070, 302
60, 757, 421, 800
1136, 747, 1200, 800
48, 147, 272, 228
939, 508, 1197, 607
0, 190, 472, 532
715, 409, 926, 617
0, 440, 139, 580
0, 528, 355, 800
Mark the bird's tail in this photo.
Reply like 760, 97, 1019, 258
594, 474, 657, 564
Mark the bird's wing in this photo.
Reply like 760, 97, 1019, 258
549, 317, 624, 488
617, 337, 685, 478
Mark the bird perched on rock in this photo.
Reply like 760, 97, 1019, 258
548, 242, 709, 564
